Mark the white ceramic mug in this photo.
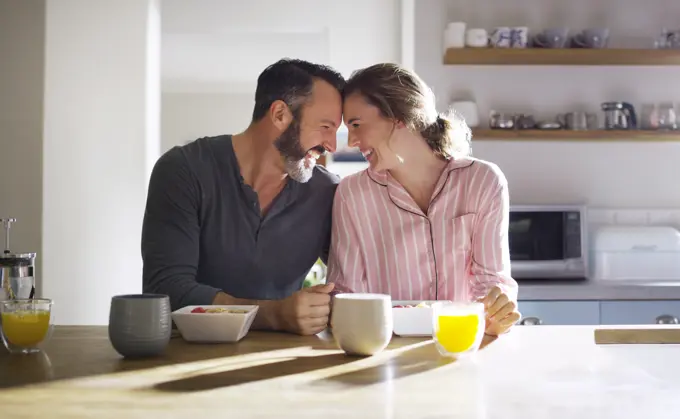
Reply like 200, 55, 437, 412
330, 293, 393, 356
465, 28, 489, 48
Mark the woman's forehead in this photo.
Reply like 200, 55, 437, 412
343, 94, 379, 120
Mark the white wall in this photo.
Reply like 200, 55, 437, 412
161, 93, 253, 152
415, 0, 680, 208
161, 0, 402, 94
0, 0, 45, 291
42, 0, 161, 325
160, 0, 402, 158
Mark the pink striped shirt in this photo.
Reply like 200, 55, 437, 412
326, 157, 518, 303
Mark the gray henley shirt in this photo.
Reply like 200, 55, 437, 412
141, 135, 340, 310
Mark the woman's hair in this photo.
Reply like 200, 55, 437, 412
343, 63, 471, 160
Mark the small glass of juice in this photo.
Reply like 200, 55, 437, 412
432, 301, 485, 359
0, 299, 53, 354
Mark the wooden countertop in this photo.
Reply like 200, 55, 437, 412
1, 326, 680, 418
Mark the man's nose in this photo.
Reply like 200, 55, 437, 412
324, 134, 337, 153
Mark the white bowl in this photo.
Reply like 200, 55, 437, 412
392, 300, 439, 337
171, 305, 259, 343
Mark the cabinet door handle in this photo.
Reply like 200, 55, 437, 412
655, 314, 679, 324
520, 316, 542, 325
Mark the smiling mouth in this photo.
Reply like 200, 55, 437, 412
310, 145, 327, 156
361, 149, 374, 160
302, 146, 326, 166
305, 145, 327, 160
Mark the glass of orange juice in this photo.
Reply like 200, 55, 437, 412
432, 301, 485, 359
0, 299, 53, 354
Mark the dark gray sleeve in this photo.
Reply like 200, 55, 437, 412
141, 148, 220, 310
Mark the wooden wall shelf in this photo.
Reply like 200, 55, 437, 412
444, 48, 680, 66
471, 129, 680, 141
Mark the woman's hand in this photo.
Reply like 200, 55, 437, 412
479, 286, 520, 336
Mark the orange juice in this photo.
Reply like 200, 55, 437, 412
432, 301, 485, 357
435, 314, 481, 353
1, 310, 51, 346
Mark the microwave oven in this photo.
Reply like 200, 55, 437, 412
508, 205, 588, 280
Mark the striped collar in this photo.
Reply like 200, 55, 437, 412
366, 157, 476, 187
366, 157, 476, 216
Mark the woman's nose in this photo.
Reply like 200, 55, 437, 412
348, 132, 360, 148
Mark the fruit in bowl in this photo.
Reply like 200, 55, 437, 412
190, 307, 249, 314
172, 305, 259, 343
393, 301, 431, 309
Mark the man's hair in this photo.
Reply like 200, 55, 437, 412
252, 58, 345, 122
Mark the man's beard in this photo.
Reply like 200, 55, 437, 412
274, 119, 319, 183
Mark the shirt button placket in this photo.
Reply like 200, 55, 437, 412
425, 218, 438, 300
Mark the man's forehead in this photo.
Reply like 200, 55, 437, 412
309, 78, 342, 102
303, 80, 342, 124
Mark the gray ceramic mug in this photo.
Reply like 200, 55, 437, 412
108, 294, 171, 358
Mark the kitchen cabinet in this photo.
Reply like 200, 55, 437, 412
518, 301, 600, 325
518, 300, 680, 326
600, 301, 680, 325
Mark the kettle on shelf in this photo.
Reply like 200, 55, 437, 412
601, 101, 637, 130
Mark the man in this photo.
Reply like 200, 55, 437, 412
142, 58, 344, 335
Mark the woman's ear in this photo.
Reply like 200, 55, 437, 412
394, 120, 407, 129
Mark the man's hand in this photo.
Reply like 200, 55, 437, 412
276, 283, 335, 336
479, 285, 520, 336
212, 283, 335, 335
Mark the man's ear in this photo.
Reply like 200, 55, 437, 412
269, 100, 293, 131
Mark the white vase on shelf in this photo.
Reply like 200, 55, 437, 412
451, 101, 480, 128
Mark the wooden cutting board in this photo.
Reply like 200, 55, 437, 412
595, 325, 680, 344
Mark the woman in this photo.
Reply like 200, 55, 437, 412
326, 64, 520, 335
